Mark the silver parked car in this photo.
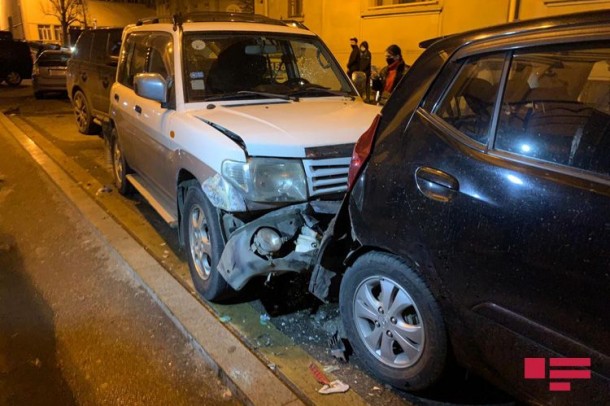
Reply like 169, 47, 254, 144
32, 50, 71, 98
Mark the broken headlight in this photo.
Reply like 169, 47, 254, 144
222, 158, 307, 203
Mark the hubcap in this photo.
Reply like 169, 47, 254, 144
113, 142, 123, 185
6, 71, 21, 85
353, 276, 425, 368
189, 204, 212, 281
74, 93, 88, 130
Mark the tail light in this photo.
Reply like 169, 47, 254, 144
347, 114, 381, 191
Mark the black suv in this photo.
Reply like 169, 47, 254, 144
311, 10, 610, 405
0, 38, 33, 86
67, 27, 122, 134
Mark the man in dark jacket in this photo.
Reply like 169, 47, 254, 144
359, 41, 372, 102
346, 37, 360, 79
372, 44, 409, 105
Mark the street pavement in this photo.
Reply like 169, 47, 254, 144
0, 102, 240, 404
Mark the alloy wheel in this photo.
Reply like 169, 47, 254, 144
74, 92, 89, 132
353, 276, 425, 368
189, 204, 213, 281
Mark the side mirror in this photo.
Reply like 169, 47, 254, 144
134, 73, 167, 103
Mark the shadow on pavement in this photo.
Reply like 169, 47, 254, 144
0, 233, 77, 405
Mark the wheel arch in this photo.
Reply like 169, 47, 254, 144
176, 170, 199, 247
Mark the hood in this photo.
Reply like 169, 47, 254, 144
191, 99, 380, 158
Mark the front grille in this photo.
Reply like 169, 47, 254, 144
302, 156, 351, 198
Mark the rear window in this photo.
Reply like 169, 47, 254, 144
37, 53, 71, 67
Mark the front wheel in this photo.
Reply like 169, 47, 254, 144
339, 252, 447, 391
182, 186, 233, 302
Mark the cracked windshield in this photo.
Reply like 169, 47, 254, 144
183, 33, 354, 101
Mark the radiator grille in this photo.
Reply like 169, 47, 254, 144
302, 156, 352, 197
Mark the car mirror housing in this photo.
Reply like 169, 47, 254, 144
134, 73, 167, 104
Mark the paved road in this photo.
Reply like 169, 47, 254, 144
0, 87, 239, 405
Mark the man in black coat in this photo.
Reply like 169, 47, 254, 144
346, 37, 360, 79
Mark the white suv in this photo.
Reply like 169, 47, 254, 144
109, 13, 380, 301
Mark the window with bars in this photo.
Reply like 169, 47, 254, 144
288, 0, 303, 17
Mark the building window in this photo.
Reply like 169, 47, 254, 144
54, 25, 62, 42
288, 0, 303, 17
38, 25, 52, 41
363, 0, 441, 16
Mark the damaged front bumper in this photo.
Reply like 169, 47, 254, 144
217, 201, 340, 291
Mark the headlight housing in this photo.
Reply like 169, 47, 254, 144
222, 158, 307, 203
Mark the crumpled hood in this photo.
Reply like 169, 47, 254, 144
191, 99, 380, 157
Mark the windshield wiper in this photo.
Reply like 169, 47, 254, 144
288, 87, 355, 100
204, 91, 297, 102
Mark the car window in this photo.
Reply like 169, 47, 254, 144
108, 30, 122, 57
182, 33, 353, 102
433, 54, 505, 145
495, 46, 610, 176
73, 31, 93, 61
148, 33, 173, 79
91, 31, 108, 64
117, 32, 149, 89
37, 52, 71, 67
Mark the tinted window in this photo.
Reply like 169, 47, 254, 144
37, 52, 71, 67
91, 31, 108, 64
109, 30, 122, 57
74, 31, 93, 60
495, 46, 610, 176
117, 32, 149, 88
434, 54, 505, 145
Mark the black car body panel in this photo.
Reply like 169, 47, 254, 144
313, 9, 610, 405
0, 40, 33, 82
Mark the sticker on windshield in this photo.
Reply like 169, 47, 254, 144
191, 79, 205, 90
190, 71, 204, 79
191, 40, 206, 50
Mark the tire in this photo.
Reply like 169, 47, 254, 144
72, 90, 100, 134
5, 71, 22, 86
182, 186, 233, 302
110, 128, 133, 195
339, 252, 447, 391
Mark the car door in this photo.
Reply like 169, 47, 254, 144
95, 29, 121, 117
112, 31, 150, 173
129, 32, 177, 197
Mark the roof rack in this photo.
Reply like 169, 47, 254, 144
134, 12, 307, 30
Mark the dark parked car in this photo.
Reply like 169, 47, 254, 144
67, 27, 122, 134
0, 39, 33, 86
310, 10, 610, 405
32, 50, 71, 98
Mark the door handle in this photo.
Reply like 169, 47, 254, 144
415, 166, 459, 203
134, 105, 142, 114
80, 72, 87, 81
114, 94, 119, 102
102, 78, 109, 88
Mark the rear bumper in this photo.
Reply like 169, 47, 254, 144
33, 75, 67, 91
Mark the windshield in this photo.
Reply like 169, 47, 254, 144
182, 32, 354, 102
37, 52, 71, 67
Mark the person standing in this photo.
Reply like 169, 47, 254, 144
346, 37, 360, 79
358, 41, 372, 102
372, 44, 409, 105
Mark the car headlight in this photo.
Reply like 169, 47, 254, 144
222, 158, 307, 203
